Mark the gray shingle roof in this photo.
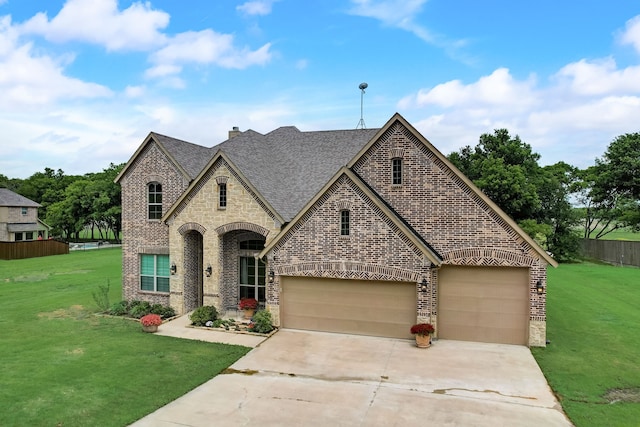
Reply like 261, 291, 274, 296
216, 127, 380, 221
0, 188, 41, 207
151, 133, 213, 180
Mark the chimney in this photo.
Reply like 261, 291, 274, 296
228, 126, 241, 139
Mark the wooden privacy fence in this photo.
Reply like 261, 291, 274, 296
581, 239, 640, 268
0, 240, 69, 260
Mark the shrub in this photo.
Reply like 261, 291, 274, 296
129, 301, 152, 319
109, 300, 129, 316
92, 280, 110, 312
159, 305, 176, 319
249, 309, 274, 334
190, 306, 218, 326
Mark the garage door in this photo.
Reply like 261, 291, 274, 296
280, 277, 416, 339
438, 266, 529, 345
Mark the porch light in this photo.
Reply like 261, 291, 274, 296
536, 280, 545, 294
170, 262, 177, 275
268, 269, 275, 284
205, 264, 212, 277
420, 278, 428, 293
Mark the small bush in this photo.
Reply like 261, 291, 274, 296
249, 309, 274, 334
129, 301, 152, 319
109, 300, 129, 316
92, 280, 111, 312
150, 303, 175, 318
190, 306, 218, 326
159, 305, 175, 319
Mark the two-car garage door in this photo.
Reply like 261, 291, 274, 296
280, 277, 416, 339
438, 266, 530, 345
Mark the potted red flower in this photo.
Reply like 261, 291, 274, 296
239, 298, 259, 319
140, 313, 162, 333
410, 323, 435, 348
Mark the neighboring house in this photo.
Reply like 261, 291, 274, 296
116, 113, 556, 347
0, 188, 50, 242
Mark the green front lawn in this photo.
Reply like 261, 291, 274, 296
0, 249, 250, 427
533, 262, 640, 427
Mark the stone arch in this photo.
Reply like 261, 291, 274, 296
441, 248, 536, 267
178, 222, 207, 236
215, 221, 269, 237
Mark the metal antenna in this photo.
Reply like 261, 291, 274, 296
356, 82, 368, 129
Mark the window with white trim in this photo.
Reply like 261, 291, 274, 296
148, 183, 162, 219
21, 207, 28, 215
140, 254, 170, 292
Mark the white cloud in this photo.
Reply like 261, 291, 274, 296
19, 0, 169, 51
0, 16, 112, 108
237, 1, 277, 16
554, 58, 640, 96
147, 29, 272, 78
348, 0, 435, 42
400, 59, 640, 168
619, 15, 640, 54
124, 85, 145, 98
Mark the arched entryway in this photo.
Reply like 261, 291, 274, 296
183, 230, 204, 313
220, 230, 267, 311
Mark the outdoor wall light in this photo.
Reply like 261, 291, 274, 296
268, 269, 275, 284
205, 264, 212, 277
536, 280, 545, 295
420, 278, 428, 293
170, 262, 177, 275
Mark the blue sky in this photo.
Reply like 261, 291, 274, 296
1, 0, 640, 179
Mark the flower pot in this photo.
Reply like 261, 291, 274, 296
415, 334, 431, 348
142, 325, 158, 333
243, 308, 255, 319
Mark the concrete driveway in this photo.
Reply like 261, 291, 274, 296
130, 330, 573, 426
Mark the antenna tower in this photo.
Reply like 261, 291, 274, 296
356, 82, 368, 129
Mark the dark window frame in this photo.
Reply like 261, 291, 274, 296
148, 182, 163, 220
340, 209, 350, 236
392, 157, 403, 185
218, 183, 227, 209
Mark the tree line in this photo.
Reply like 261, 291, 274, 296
448, 131, 640, 261
2, 131, 639, 261
0, 163, 124, 242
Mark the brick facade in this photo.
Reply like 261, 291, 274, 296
119, 114, 552, 346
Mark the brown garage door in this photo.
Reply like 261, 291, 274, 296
438, 266, 529, 345
280, 277, 416, 339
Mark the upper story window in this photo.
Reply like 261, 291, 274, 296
340, 210, 350, 236
21, 207, 28, 215
392, 158, 402, 185
219, 183, 227, 209
148, 182, 162, 220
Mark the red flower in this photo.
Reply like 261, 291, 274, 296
140, 314, 163, 327
410, 323, 434, 336
239, 298, 258, 310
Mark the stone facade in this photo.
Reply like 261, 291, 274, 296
164, 158, 280, 315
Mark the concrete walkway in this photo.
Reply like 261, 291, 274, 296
155, 313, 268, 347
131, 328, 573, 427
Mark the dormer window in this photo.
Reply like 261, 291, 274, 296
148, 182, 162, 220
392, 158, 402, 185
340, 210, 350, 236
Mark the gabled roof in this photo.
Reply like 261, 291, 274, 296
0, 188, 41, 207
161, 149, 286, 225
114, 132, 213, 183
348, 113, 558, 267
217, 127, 380, 221
260, 167, 443, 266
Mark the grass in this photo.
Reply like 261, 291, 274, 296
0, 248, 250, 427
586, 227, 640, 241
533, 262, 640, 427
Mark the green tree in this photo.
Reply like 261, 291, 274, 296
597, 133, 640, 200
449, 129, 541, 221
